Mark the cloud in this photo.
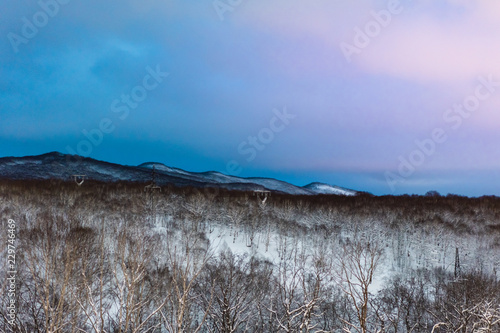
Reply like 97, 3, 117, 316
2, 0, 500, 195
235, 0, 500, 84
355, 1, 500, 83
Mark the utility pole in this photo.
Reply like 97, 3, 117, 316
454, 247, 461, 280
71, 174, 87, 186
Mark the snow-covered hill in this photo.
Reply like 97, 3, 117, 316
139, 163, 316, 195
0, 152, 358, 196
304, 182, 357, 196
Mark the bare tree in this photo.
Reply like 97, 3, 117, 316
470, 301, 500, 332
225, 204, 247, 243
109, 229, 165, 333
372, 274, 430, 333
73, 224, 114, 333
270, 238, 330, 332
334, 240, 383, 333
430, 270, 500, 333
160, 215, 214, 333
201, 249, 271, 333
430, 301, 500, 333
18, 220, 86, 333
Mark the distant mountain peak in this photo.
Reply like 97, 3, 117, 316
138, 162, 166, 168
42, 151, 66, 157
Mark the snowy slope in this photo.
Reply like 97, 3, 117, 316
0, 152, 358, 196
203, 172, 316, 195
304, 182, 357, 196
0, 152, 197, 186
139, 163, 316, 195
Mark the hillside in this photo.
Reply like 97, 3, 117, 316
0, 152, 357, 195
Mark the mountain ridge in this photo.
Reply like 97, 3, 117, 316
0, 152, 358, 196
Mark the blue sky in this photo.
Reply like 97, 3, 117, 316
2, 0, 500, 196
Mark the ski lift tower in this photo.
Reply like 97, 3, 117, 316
72, 175, 87, 186
253, 190, 271, 207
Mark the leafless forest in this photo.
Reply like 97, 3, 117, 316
1, 180, 500, 333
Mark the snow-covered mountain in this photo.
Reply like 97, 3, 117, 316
304, 182, 357, 196
0, 152, 358, 196
139, 162, 316, 195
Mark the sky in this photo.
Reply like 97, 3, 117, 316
1, 0, 500, 196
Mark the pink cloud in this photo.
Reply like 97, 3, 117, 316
235, 0, 500, 85
354, 2, 500, 83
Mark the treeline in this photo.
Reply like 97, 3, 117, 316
1, 179, 500, 235
0, 180, 499, 332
